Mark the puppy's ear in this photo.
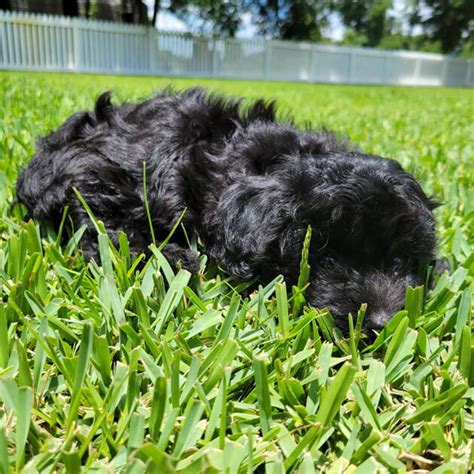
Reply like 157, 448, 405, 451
209, 178, 304, 281
244, 98, 277, 123
94, 91, 130, 131
427, 197, 441, 211
300, 182, 350, 224
229, 123, 300, 174
38, 111, 96, 151
94, 91, 114, 125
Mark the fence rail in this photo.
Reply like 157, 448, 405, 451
1, 10, 473, 87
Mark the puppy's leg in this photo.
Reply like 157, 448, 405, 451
433, 258, 451, 275
427, 257, 451, 289
161, 243, 200, 274
204, 177, 304, 282
68, 194, 200, 273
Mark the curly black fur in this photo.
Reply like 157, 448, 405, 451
16, 87, 438, 332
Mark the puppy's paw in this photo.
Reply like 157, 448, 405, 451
433, 257, 451, 275
161, 243, 201, 275
80, 239, 100, 262
428, 257, 451, 289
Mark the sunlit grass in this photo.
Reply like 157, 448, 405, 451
0, 71, 472, 472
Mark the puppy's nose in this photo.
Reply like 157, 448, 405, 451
367, 310, 392, 330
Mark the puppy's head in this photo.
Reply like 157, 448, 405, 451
303, 152, 437, 332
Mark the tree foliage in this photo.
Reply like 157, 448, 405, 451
169, 0, 241, 36
8, 0, 471, 54
247, 0, 330, 41
409, 0, 473, 54
333, 0, 392, 47
157, 0, 473, 56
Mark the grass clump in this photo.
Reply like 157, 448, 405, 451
0, 71, 473, 472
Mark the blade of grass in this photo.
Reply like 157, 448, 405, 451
276, 282, 289, 337
253, 355, 272, 435
66, 322, 94, 431
142, 161, 157, 247
314, 362, 356, 427
0, 417, 9, 474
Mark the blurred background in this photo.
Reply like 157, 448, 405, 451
0, 1, 473, 86
2, 0, 472, 56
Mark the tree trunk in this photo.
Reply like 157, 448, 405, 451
152, 0, 160, 27
0, 0, 11, 11
63, 0, 79, 17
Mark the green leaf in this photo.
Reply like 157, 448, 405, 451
454, 289, 471, 346
150, 376, 167, 442
405, 285, 424, 328
352, 383, 381, 431
253, 356, 272, 435
425, 421, 451, 460
172, 399, 205, 456
0, 381, 33, 470
315, 363, 356, 426
15, 338, 32, 387
0, 417, 9, 474
187, 309, 223, 339
407, 384, 468, 424
67, 322, 94, 430
276, 282, 289, 337
0, 306, 8, 368
283, 425, 321, 471
128, 412, 146, 450
153, 269, 191, 335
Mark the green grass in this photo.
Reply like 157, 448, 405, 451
0, 71, 473, 472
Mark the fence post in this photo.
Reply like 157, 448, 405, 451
348, 49, 355, 83
465, 60, 473, 87
264, 40, 272, 80
0, 14, 8, 67
414, 57, 422, 85
441, 57, 448, 86
72, 18, 81, 72
212, 38, 219, 78
308, 44, 314, 83
148, 26, 157, 74
383, 53, 390, 85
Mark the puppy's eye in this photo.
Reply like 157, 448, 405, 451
392, 256, 402, 267
392, 256, 404, 274
320, 255, 336, 269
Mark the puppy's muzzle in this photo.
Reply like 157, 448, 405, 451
363, 272, 421, 331
309, 268, 421, 332
366, 310, 393, 331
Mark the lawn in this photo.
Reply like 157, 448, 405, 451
0, 71, 472, 472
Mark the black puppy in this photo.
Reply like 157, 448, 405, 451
16, 87, 437, 331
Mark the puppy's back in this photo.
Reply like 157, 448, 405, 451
15, 87, 278, 251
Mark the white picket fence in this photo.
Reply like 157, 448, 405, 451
1, 10, 473, 87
